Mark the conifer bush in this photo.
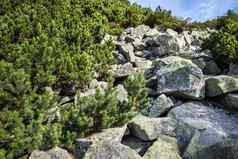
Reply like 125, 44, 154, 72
0, 0, 189, 158
202, 10, 238, 67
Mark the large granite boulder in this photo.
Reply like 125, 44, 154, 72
75, 126, 127, 158
29, 147, 72, 159
168, 102, 238, 159
220, 93, 238, 110
205, 75, 238, 97
128, 115, 176, 141
143, 135, 182, 159
118, 43, 136, 62
152, 56, 205, 99
83, 141, 141, 159
110, 63, 135, 78
142, 94, 174, 117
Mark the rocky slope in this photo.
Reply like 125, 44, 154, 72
30, 25, 238, 159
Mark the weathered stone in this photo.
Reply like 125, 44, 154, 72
118, 43, 136, 62
154, 56, 205, 99
122, 136, 153, 156
116, 84, 128, 103
134, 57, 152, 70
29, 150, 51, 159
168, 102, 238, 159
133, 39, 146, 51
205, 75, 238, 97
110, 63, 135, 78
203, 60, 221, 75
47, 147, 72, 159
144, 28, 160, 38
143, 135, 182, 159
83, 141, 142, 159
142, 94, 174, 117
30, 147, 72, 159
221, 93, 238, 110
75, 126, 127, 158
228, 64, 238, 75
128, 115, 176, 141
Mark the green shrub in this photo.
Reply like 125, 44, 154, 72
124, 72, 148, 110
202, 11, 238, 67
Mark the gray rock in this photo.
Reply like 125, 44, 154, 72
221, 93, 238, 110
30, 147, 72, 159
134, 57, 152, 70
113, 50, 128, 64
29, 150, 51, 159
122, 136, 153, 156
75, 126, 127, 158
228, 64, 238, 75
154, 56, 205, 99
203, 60, 221, 75
143, 135, 182, 159
205, 75, 238, 97
144, 28, 160, 38
83, 141, 142, 159
142, 94, 174, 117
110, 63, 135, 78
128, 115, 176, 141
168, 102, 238, 159
132, 39, 146, 51
116, 84, 128, 103
48, 147, 72, 159
118, 43, 136, 62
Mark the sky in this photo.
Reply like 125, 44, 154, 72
130, 0, 238, 21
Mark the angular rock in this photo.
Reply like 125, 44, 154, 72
47, 147, 72, 159
116, 84, 128, 103
122, 136, 153, 156
144, 28, 160, 38
128, 115, 176, 141
29, 147, 72, 159
205, 75, 238, 97
29, 150, 51, 159
132, 39, 146, 51
83, 141, 142, 159
221, 93, 238, 110
134, 57, 152, 70
228, 64, 238, 75
168, 102, 238, 159
142, 94, 174, 117
143, 135, 182, 159
118, 43, 136, 62
75, 126, 127, 158
203, 60, 221, 75
110, 63, 135, 78
154, 56, 205, 99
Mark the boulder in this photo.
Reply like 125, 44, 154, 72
128, 115, 176, 141
153, 56, 205, 99
205, 75, 238, 97
132, 39, 146, 51
118, 43, 136, 62
155, 33, 180, 55
122, 136, 153, 156
221, 93, 238, 110
142, 94, 174, 117
134, 57, 152, 70
203, 60, 221, 75
228, 64, 238, 75
110, 63, 135, 78
82, 141, 142, 159
29, 150, 51, 159
75, 126, 127, 158
168, 102, 238, 159
116, 84, 128, 103
143, 135, 182, 159
29, 147, 72, 159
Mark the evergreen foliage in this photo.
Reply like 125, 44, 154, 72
202, 10, 238, 67
0, 0, 203, 158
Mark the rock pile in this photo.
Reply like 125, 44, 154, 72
30, 25, 238, 159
